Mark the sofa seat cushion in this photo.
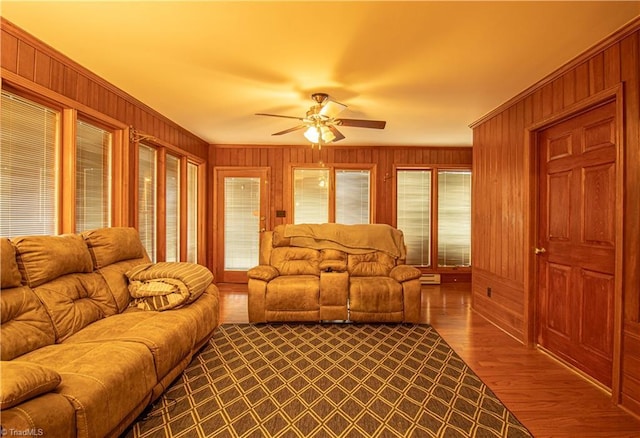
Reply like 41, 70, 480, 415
349, 277, 403, 313
1, 286, 56, 360
266, 275, 319, 311
19, 341, 156, 438
0, 361, 61, 409
63, 310, 198, 380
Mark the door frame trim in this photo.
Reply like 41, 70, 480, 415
523, 83, 625, 400
212, 166, 270, 283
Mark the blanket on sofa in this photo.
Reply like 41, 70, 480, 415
283, 223, 406, 259
126, 262, 213, 311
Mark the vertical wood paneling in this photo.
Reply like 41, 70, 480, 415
33, 50, 50, 88
1, 31, 18, 72
16, 40, 35, 81
471, 24, 640, 417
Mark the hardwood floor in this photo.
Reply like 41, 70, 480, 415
217, 282, 640, 437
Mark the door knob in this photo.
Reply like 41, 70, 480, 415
534, 247, 546, 255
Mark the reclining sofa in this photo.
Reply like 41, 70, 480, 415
0, 227, 219, 438
248, 224, 422, 323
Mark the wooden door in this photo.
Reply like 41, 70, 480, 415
214, 168, 269, 283
537, 101, 617, 388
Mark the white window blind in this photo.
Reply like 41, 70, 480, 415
224, 176, 260, 270
165, 154, 180, 262
75, 120, 111, 232
397, 170, 432, 266
138, 144, 157, 262
293, 168, 329, 224
438, 170, 472, 267
186, 162, 198, 263
336, 170, 370, 224
0, 91, 58, 237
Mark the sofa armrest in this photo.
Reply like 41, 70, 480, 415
389, 265, 421, 283
247, 265, 279, 282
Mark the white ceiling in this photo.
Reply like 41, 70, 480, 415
2, 1, 639, 147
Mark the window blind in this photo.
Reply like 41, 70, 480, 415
75, 120, 112, 232
186, 162, 198, 263
397, 170, 432, 266
0, 91, 58, 237
224, 176, 260, 270
293, 168, 329, 224
138, 144, 157, 262
335, 170, 370, 224
165, 154, 180, 262
438, 170, 471, 267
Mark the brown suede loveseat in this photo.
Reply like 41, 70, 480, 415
248, 224, 422, 323
0, 227, 219, 438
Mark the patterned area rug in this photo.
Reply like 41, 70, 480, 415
123, 324, 532, 438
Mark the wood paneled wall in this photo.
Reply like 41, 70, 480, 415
0, 19, 209, 158
210, 144, 472, 228
470, 18, 640, 416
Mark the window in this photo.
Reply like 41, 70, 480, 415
138, 144, 157, 261
186, 162, 199, 263
336, 170, 370, 224
0, 91, 59, 237
396, 167, 471, 269
438, 170, 471, 267
165, 154, 180, 262
137, 145, 202, 263
294, 168, 329, 223
75, 120, 112, 232
397, 170, 432, 266
293, 166, 372, 224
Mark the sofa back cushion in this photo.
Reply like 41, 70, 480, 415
82, 227, 148, 269
1, 286, 56, 360
1, 239, 22, 288
271, 247, 320, 276
82, 227, 150, 313
12, 234, 94, 288
348, 251, 396, 277
32, 272, 116, 342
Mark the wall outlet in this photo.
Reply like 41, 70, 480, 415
487, 287, 492, 297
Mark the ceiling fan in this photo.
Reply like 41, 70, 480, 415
256, 93, 386, 147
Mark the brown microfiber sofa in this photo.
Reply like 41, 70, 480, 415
247, 223, 422, 323
0, 227, 219, 438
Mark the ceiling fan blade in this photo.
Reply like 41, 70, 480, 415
337, 118, 386, 129
256, 113, 304, 121
327, 125, 345, 143
272, 125, 307, 136
319, 100, 347, 119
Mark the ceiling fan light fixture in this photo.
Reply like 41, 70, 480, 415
303, 126, 320, 143
303, 125, 336, 144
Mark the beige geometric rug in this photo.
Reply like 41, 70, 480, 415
123, 324, 532, 437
